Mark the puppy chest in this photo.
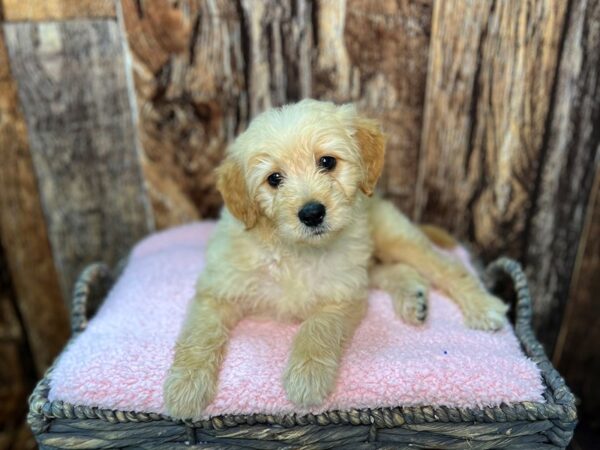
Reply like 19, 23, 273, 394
256, 251, 368, 315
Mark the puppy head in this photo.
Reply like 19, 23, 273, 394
216, 100, 385, 243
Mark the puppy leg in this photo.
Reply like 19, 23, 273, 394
283, 300, 366, 407
164, 293, 241, 418
369, 197, 508, 330
370, 263, 429, 325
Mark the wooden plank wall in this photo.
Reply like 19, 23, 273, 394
0, 0, 598, 448
0, 1, 149, 448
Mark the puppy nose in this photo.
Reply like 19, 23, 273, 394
298, 202, 326, 227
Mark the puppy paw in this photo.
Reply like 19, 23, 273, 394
463, 293, 509, 331
283, 357, 336, 407
163, 365, 217, 418
391, 278, 429, 326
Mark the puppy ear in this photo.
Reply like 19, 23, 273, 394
354, 115, 386, 196
216, 156, 258, 229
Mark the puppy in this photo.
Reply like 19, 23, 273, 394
164, 100, 508, 417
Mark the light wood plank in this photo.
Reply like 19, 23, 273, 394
417, 0, 568, 251
4, 20, 154, 297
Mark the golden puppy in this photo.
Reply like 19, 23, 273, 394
164, 99, 508, 417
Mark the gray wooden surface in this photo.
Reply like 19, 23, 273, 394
524, 0, 600, 348
3, 20, 154, 299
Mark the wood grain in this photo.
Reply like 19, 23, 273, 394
417, 0, 568, 253
121, 0, 432, 227
121, 0, 233, 226
1, 0, 115, 21
415, 0, 588, 350
4, 20, 154, 298
320, 0, 432, 214
0, 29, 69, 373
524, 0, 600, 349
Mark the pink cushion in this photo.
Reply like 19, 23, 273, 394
49, 222, 544, 417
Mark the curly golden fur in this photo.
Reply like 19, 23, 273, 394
164, 100, 508, 418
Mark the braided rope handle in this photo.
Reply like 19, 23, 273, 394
70, 263, 113, 334
485, 257, 577, 410
484, 257, 534, 335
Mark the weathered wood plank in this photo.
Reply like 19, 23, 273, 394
1, 0, 116, 21
417, 0, 568, 254
0, 29, 69, 372
4, 20, 154, 298
120, 0, 218, 227
524, 0, 600, 349
415, 1, 576, 351
121, 0, 432, 227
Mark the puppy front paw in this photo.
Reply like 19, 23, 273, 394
391, 278, 429, 326
463, 293, 509, 331
163, 364, 217, 418
283, 357, 337, 407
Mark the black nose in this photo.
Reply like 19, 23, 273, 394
298, 202, 326, 227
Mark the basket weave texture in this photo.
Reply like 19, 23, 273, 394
28, 258, 577, 449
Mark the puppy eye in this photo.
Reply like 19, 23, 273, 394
318, 156, 337, 171
267, 172, 283, 188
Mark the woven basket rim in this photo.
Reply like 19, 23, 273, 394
28, 257, 577, 434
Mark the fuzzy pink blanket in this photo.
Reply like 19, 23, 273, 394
49, 222, 544, 417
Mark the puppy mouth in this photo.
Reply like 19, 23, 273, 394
304, 224, 330, 238
311, 228, 327, 236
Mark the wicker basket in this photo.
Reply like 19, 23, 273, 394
28, 258, 577, 449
